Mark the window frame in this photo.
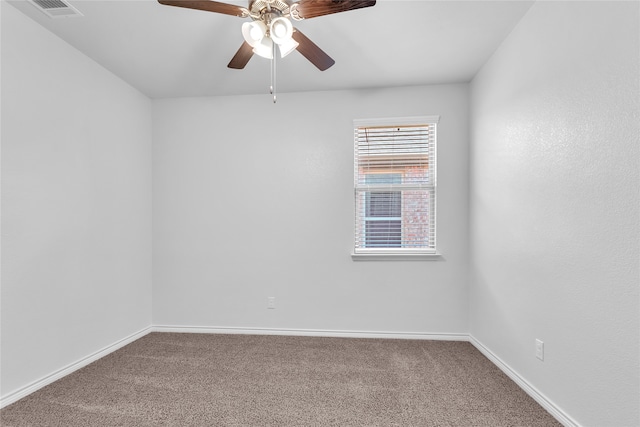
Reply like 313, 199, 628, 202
351, 116, 441, 261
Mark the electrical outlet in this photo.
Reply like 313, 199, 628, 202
267, 297, 276, 309
535, 339, 544, 361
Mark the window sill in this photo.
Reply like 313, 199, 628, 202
351, 252, 443, 261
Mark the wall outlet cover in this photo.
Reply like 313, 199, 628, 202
535, 339, 544, 361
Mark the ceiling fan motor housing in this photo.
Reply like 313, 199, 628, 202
249, 0, 292, 19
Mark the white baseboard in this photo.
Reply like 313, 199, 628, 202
152, 325, 468, 341
469, 335, 580, 427
0, 326, 152, 409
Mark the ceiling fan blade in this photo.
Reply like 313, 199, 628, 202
228, 41, 254, 69
292, 29, 335, 71
293, 0, 375, 19
157, 0, 247, 17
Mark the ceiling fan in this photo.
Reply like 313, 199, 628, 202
158, 0, 376, 71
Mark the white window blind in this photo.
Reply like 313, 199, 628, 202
354, 116, 438, 255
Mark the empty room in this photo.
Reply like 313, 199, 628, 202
1, 0, 638, 425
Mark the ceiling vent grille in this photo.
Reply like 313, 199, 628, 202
29, 0, 83, 18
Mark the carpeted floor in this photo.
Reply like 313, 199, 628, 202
1, 333, 561, 426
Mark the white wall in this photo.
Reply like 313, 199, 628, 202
1, 1, 152, 399
470, 2, 639, 426
153, 85, 470, 335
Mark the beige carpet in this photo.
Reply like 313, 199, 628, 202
1, 333, 560, 426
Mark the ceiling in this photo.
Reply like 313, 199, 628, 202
8, 0, 534, 99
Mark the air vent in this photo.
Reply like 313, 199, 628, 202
29, 0, 83, 18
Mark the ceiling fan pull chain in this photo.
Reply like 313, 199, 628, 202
270, 55, 273, 95
273, 43, 277, 103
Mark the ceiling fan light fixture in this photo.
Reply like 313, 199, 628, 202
270, 17, 294, 45
252, 37, 274, 59
160, 0, 378, 75
278, 38, 299, 58
241, 21, 267, 46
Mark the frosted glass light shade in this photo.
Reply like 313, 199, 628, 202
242, 21, 267, 46
270, 17, 293, 45
252, 37, 274, 59
278, 38, 299, 58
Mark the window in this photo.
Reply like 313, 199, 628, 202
364, 174, 402, 248
353, 116, 438, 257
